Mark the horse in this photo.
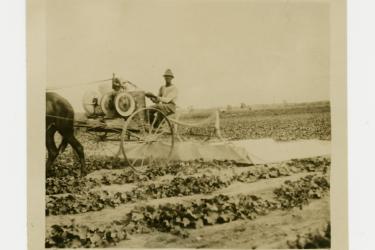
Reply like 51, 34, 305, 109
46, 92, 86, 177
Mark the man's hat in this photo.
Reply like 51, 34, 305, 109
163, 69, 174, 78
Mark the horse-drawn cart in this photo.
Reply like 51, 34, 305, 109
73, 75, 223, 171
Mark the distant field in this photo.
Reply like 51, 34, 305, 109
180, 103, 329, 117
178, 104, 331, 141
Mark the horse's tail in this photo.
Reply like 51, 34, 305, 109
58, 138, 68, 154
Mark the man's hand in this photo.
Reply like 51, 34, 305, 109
145, 92, 156, 98
150, 96, 160, 103
145, 92, 159, 103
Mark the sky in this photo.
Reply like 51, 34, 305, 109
46, 0, 330, 111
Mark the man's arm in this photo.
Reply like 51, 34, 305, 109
145, 92, 157, 98
158, 86, 163, 97
145, 92, 159, 103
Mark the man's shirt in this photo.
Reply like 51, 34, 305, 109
158, 84, 178, 104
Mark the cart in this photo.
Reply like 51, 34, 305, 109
76, 75, 223, 172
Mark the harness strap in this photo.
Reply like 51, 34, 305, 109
46, 114, 75, 121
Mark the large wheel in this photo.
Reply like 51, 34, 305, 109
100, 92, 113, 116
114, 92, 136, 117
120, 107, 174, 172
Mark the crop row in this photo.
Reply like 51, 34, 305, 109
47, 156, 129, 178
48, 154, 235, 178
46, 160, 233, 195
46, 174, 230, 216
274, 175, 330, 209
46, 156, 330, 195
46, 168, 148, 195
138, 175, 231, 199
45, 221, 128, 248
46, 177, 100, 195
46, 174, 329, 248
236, 156, 330, 182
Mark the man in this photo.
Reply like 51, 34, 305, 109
100, 77, 128, 119
112, 77, 127, 92
145, 69, 178, 127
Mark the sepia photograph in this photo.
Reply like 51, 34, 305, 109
27, 0, 347, 249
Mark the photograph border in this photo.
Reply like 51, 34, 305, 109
27, 0, 347, 249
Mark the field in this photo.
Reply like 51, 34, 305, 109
178, 104, 331, 141
46, 104, 331, 248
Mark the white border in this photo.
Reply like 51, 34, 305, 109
3, 0, 375, 249
348, 0, 375, 250
0, 0, 27, 250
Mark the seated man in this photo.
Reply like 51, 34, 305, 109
112, 77, 128, 93
145, 69, 178, 128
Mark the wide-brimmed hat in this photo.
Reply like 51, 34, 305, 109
163, 69, 174, 78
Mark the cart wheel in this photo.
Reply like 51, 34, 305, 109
114, 92, 136, 117
120, 107, 174, 172
100, 92, 116, 117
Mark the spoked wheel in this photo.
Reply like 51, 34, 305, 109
120, 107, 174, 173
82, 130, 122, 157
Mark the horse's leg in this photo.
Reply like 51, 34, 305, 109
46, 126, 58, 177
57, 138, 68, 154
66, 135, 86, 177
